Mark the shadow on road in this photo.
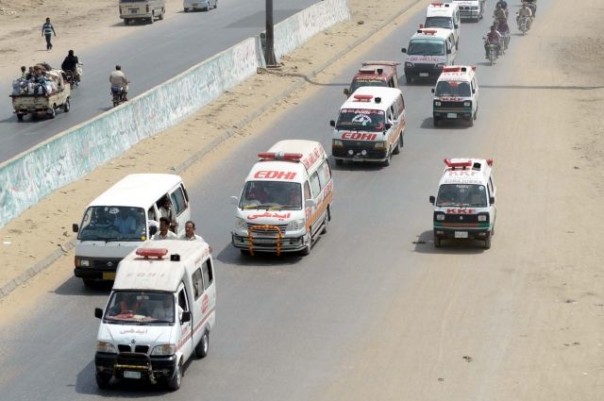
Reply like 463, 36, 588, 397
413, 230, 487, 254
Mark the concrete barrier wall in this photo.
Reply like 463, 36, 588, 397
0, 37, 264, 228
0, 1, 351, 229
274, 0, 351, 61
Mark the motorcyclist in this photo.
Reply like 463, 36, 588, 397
484, 25, 503, 59
495, 17, 511, 50
524, 0, 537, 18
496, 0, 508, 11
61, 50, 80, 82
109, 65, 129, 101
493, 3, 508, 21
517, 2, 534, 29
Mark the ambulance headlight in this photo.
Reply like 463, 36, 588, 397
96, 341, 116, 354
374, 141, 387, 149
405, 62, 414, 68
333, 139, 343, 147
478, 215, 487, 222
235, 217, 247, 231
464, 101, 471, 107
286, 218, 305, 231
436, 214, 445, 221
434, 101, 442, 107
436, 63, 445, 69
76, 258, 90, 267
151, 344, 176, 356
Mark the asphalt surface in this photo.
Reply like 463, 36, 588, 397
0, 2, 549, 400
0, 0, 318, 163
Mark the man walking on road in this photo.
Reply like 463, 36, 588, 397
41, 17, 56, 50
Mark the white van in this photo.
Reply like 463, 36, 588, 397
452, 0, 484, 21
432, 65, 479, 126
119, 0, 165, 25
424, 2, 461, 49
330, 86, 407, 166
72, 174, 191, 287
94, 240, 216, 391
401, 28, 457, 84
429, 158, 497, 249
231, 140, 333, 255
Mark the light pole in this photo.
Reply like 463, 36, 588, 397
265, 0, 278, 66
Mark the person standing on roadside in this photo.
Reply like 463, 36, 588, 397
41, 17, 56, 50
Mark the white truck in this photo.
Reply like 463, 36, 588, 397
10, 69, 71, 121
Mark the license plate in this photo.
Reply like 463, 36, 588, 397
447, 113, 458, 118
419, 72, 429, 77
454, 231, 468, 239
123, 371, 142, 379
102, 272, 116, 280
130, 9, 138, 13
253, 238, 275, 244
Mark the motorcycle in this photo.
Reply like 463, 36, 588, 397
501, 30, 511, 51
484, 40, 500, 66
524, 0, 537, 18
64, 63, 83, 87
517, 15, 530, 35
111, 85, 128, 107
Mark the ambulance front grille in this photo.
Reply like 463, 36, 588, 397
247, 223, 288, 235
118, 344, 150, 354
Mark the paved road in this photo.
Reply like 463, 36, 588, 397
0, 0, 318, 163
0, 2, 555, 400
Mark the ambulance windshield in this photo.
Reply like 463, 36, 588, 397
78, 206, 147, 241
436, 184, 487, 207
435, 81, 471, 97
104, 291, 176, 325
425, 17, 454, 30
407, 40, 445, 56
240, 181, 302, 210
336, 109, 385, 132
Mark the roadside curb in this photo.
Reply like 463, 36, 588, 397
0, 0, 424, 301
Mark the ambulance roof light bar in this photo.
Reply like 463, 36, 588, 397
258, 152, 303, 162
418, 29, 438, 35
444, 158, 472, 169
136, 248, 169, 259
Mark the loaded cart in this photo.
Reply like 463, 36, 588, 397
10, 67, 71, 121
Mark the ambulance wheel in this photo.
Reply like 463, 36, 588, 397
382, 152, 391, 167
195, 331, 210, 358
335, 159, 343, 167
301, 234, 312, 255
159, 8, 165, 20
320, 206, 331, 234
483, 236, 491, 250
393, 135, 401, 155
124, 18, 130, 25
149, 15, 154, 24
467, 116, 474, 127
433, 117, 440, 127
184, 8, 189, 12
17, 114, 23, 122
64, 99, 70, 113
96, 372, 111, 389
434, 236, 442, 248
167, 360, 183, 391
405, 76, 412, 84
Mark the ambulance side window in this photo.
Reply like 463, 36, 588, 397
202, 259, 214, 290
170, 186, 187, 216
388, 76, 395, 88
178, 287, 189, 312
304, 182, 311, 200
192, 268, 203, 300
310, 173, 321, 198
317, 161, 331, 189
488, 177, 495, 198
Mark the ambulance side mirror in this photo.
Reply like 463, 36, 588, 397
94, 308, 103, 319
431, 88, 435, 94
447, 48, 452, 54
305, 199, 316, 208
343, 88, 350, 96
429, 196, 436, 205
489, 196, 495, 205
72, 223, 79, 233
230, 196, 239, 205
385, 123, 392, 130
401, 48, 407, 54
329, 120, 336, 127
181, 311, 191, 323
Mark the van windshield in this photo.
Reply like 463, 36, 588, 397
240, 181, 302, 210
104, 291, 176, 325
435, 80, 472, 97
425, 17, 454, 30
407, 40, 445, 56
78, 206, 146, 241
436, 184, 488, 207
349, 79, 387, 94
336, 109, 386, 132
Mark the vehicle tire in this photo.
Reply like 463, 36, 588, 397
96, 372, 111, 389
184, 8, 189, 12
433, 117, 440, 127
64, 98, 70, 113
320, 206, 331, 234
484, 236, 491, 250
300, 233, 312, 255
334, 159, 343, 166
393, 134, 401, 155
468, 116, 474, 127
195, 331, 209, 359
434, 236, 441, 248
167, 360, 183, 391
124, 18, 130, 25
48, 106, 56, 119
16, 114, 24, 122
383, 151, 391, 167
149, 14, 154, 24
159, 8, 164, 20
405, 75, 412, 84
214, 1, 218, 9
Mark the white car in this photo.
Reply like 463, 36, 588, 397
184, 0, 217, 12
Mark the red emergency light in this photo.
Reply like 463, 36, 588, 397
419, 29, 438, 35
486, 158, 493, 166
431, 2, 444, 6
353, 94, 373, 101
444, 158, 472, 169
136, 248, 169, 259
258, 152, 303, 162
442, 66, 462, 73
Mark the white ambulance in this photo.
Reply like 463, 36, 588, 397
401, 28, 457, 83
429, 158, 497, 249
330, 87, 406, 166
94, 239, 216, 391
431, 65, 479, 126
231, 140, 333, 255
424, 2, 461, 49
452, 0, 484, 21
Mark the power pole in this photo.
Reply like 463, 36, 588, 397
265, 0, 278, 66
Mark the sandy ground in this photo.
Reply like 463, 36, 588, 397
0, 0, 602, 399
